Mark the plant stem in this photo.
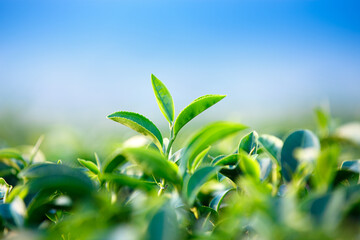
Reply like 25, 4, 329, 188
159, 125, 175, 196
165, 126, 175, 158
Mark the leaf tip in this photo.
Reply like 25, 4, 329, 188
107, 112, 117, 119
151, 73, 157, 82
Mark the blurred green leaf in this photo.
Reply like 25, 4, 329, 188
196, 206, 219, 232
78, 158, 99, 175
341, 160, 360, 173
122, 148, 180, 186
181, 121, 247, 174
147, 204, 181, 240
213, 154, 241, 182
102, 173, 155, 192
333, 170, 359, 188
0, 148, 24, 161
170, 148, 185, 164
0, 178, 12, 204
151, 74, 175, 124
107, 111, 163, 151
313, 146, 340, 193
0, 148, 26, 167
209, 188, 236, 212
258, 134, 283, 164
20, 163, 94, 198
184, 166, 219, 206
174, 95, 226, 136
315, 107, 330, 137
258, 157, 272, 181
281, 130, 320, 182
239, 152, 261, 180
239, 131, 258, 155
102, 150, 127, 174
0, 197, 26, 228
191, 146, 211, 173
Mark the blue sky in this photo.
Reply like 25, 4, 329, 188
1, 0, 360, 128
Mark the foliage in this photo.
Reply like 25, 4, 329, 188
0, 76, 360, 239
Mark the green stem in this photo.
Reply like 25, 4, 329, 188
158, 125, 176, 196
158, 178, 167, 196
165, 126, 175, 158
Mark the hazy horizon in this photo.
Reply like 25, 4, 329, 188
1, 0, 360, 129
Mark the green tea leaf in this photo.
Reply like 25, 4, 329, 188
5, 185, 28, 203
0, 178, 12, 203
78, 158, 99, 175
107, 111, 163, 151
181, 121, 247, 174
191, 146, 211, 173
102, 173, 155, 192
257, 157, 272, 181
239, 152, 261, 180
102, 149, 127, 173
341, 160, 360, 173
170, 148, 185, 163
212, 154, 241, 182
147, 204, 181, 240
174, 95, 226, 136
0, 148, 24, 161
313, 146, 340, 193
315, 107, 330, 137
0, 197, 26, 227
281, 130, 320, 182
212, 154, 239, 166
19, 163, 94, 197
185, 166, 219, 205
258, 134, 283, 164
239, 131, 259, 155
209, 188, 236, 212
151, 74, 175, 124
0, 148, 26, 167
122, 148, 180, 186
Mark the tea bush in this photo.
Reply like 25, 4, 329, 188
1, 75, 360, 240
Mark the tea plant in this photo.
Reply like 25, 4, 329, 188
0, 75, 360, 240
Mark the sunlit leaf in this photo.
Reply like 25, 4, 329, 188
174, 95, 226, 136
180, 121, 247, 174
107, 111, 163, 151
239, 152, 261, 180
151, 74, 175, 124
78, 158, 99, 175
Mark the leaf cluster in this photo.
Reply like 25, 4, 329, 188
0, 77, 360, 240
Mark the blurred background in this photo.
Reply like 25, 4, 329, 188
1, 0, 360, 162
